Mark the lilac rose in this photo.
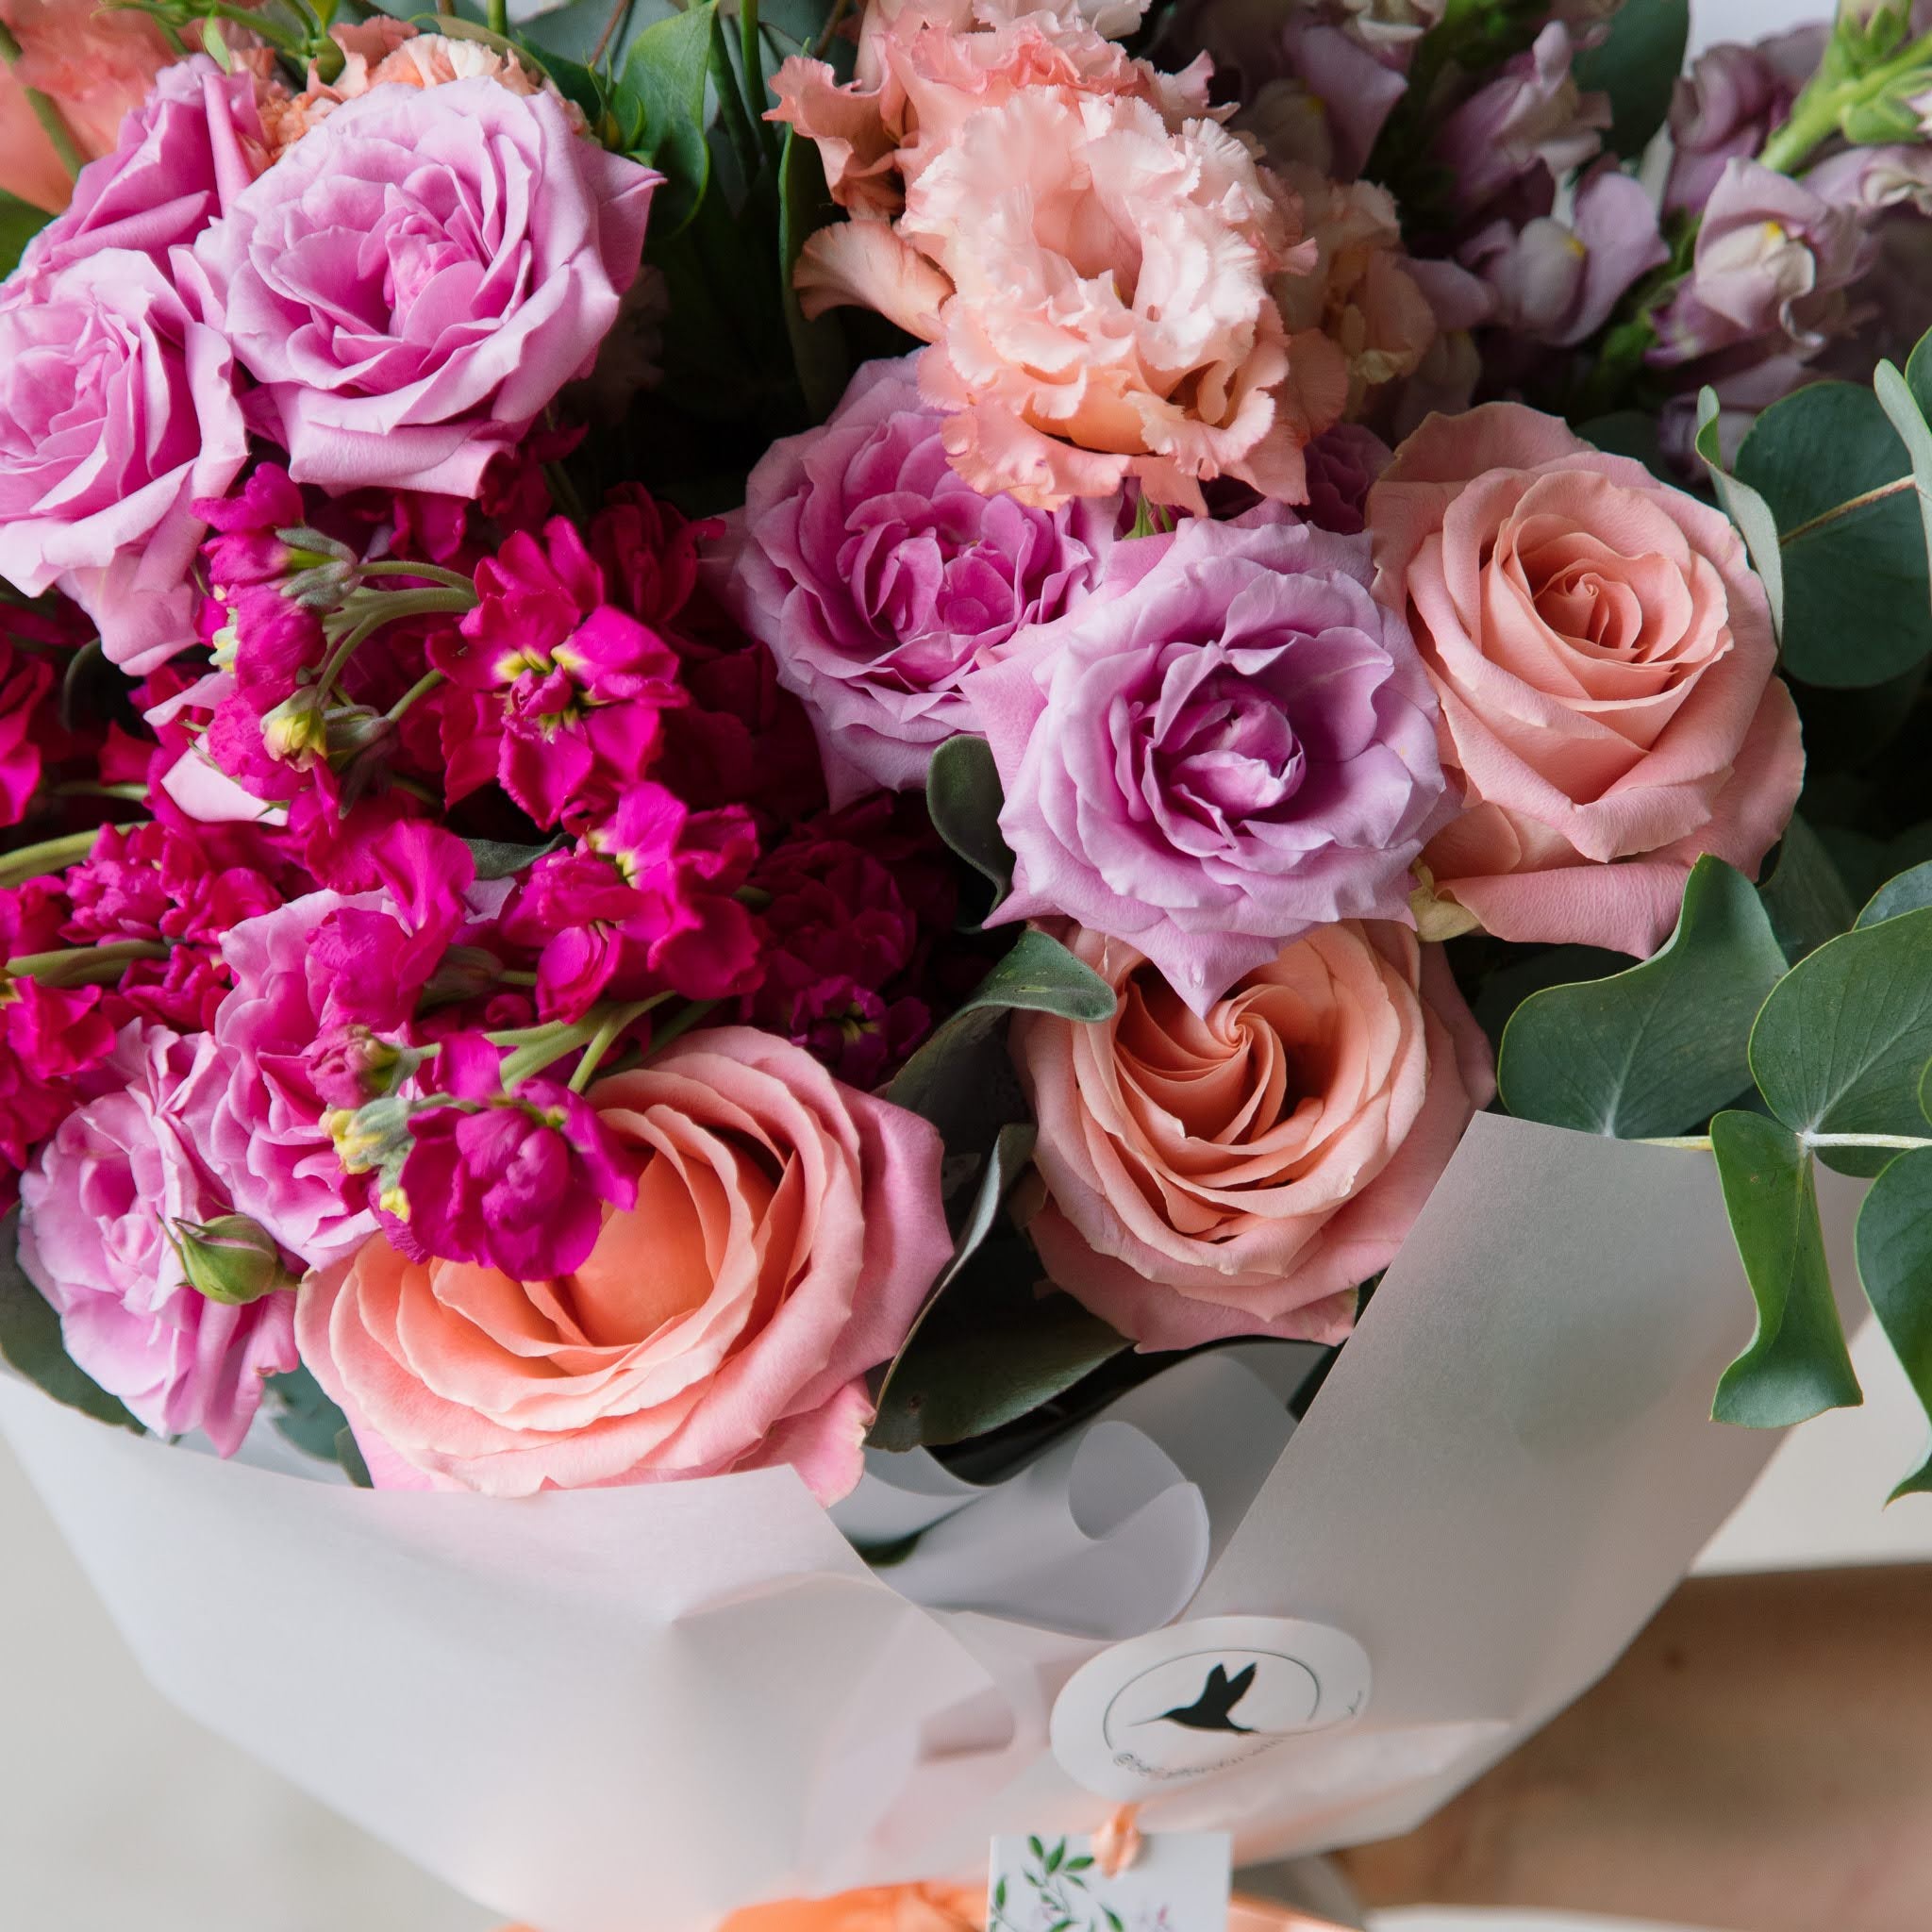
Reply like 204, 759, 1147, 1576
186, 78, 659, 497
0, 247, 246, 674
724, 356, 1119, 803
962, 516, 1449, 1012
18, 1023, 299, 1456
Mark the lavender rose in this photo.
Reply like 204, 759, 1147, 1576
0, 248, 246, 673
186, 78, 659, 497
18, 1024, 298, 1456
963, 515, 1449, 1012
724, 357, 1119, 802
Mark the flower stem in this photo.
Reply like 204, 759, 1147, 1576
0, 825, 108, 887
499, 995, 669, 1089
487, 0, 508, 36
6, 939, 169, 987
644, 997, 719, 1058
356, 559, 478, 592
1640, 1131, 1932, 1152
0, 22, 85, 182
385, 669, 445, 723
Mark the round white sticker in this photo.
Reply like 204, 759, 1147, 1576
1050, 1615, 1371, 1802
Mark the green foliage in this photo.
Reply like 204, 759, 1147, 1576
925, 735, 1015, 904
778, 127, 851, 424
1709, 1111, 1862, 1427
265, 1366, 351, 1461
0, 1211, 142, 1436
0, 189, 51, 280
1859, 859, 1932, 927
1757, 815, 1857, 962
1857, 1146, 1932, 1497
1572, 0, 1690, 156
615, 2, 716, 232
1694, 388, 1786, 634
1496, 858, 1789, 1138
463, 836, 564, 881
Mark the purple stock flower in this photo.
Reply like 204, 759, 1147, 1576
1300, 424, 1394, 535
399, 1034, 639, 1280
1665, 29, 1826, 217
961, 516, 1449, 1013
723, 356, 1119, 805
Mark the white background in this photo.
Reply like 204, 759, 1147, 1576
1, 2, 1918, 1929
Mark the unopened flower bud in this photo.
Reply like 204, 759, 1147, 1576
172, 1215, 299, 1306
277, 525, 359, 608
308, 1024, 420, 1108
262, 686, 328, 765
327, 1093, 414, 1174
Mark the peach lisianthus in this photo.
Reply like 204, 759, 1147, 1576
797, 90, 1348, 510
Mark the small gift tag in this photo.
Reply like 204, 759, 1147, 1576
988, 1831, 1231, 1932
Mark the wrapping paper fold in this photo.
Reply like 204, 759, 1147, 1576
0, 1114, 1866, 1932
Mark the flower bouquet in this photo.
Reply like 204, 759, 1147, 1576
1, 0, 1930, 1924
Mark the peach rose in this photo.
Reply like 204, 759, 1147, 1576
296, 1028, 952, 1501
1011, 921, 1491, 1350
1370, 403, 1805, 955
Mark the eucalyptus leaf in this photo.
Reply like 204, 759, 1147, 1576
1571, 0, 1689, 156
1757, 814, 1857, 962
1710, 1111, 1863, 1427
463, 835, 562, 881
1696, 387, 1785, 635
335, 1426, 375, 1489
0, 188, 52, 280
1856, 1146, 1932, 1497
926, 735, 1014, 902
265, 1367, 351, 1461
616, 1, 716, 231
0, 1210, 142, 1435
1858, 859, 1932, 927
1749, 905, 1932, 1174
777, 126, 849, 421
1497, 858, 1789, 1139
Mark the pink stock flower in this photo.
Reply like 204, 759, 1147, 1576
18, 1022, 300, 1455
0, 636, 51, 825
298, 1027, 953, 1499
795, 89, 1348, 512
395, 1033, 639, 1282
194, 464, 309, 598
500, 783, 763, 1021
724, 355, 1120, 800
0, 249, 246, 675
187, 80, 659, 497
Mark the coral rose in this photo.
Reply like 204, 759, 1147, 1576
1012, 921, 1491, 1349
1369, 403, 1805, 954
186, 78, 658, 497
18, 1023, 299, 1454
296, 1028, 952, 1500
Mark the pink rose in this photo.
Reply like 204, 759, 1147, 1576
187, 79, 658, 496
296, 1027, 953, 1499
1012, 921, 1491, 1349
1370, 404, 1805, 955
0, 248, 246, 673
18, 1023, 299, 1455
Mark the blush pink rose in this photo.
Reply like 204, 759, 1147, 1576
1012, 921, 1492, 1349
296, 1027, 953, 1500
1370, 403, 1805, 955
0, 247, 246, 673
187, 78, 658, 497
18, 1022, 299, 1455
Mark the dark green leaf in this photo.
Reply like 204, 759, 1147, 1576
265, 1367, 351, 1461
777, 126, 849, 421
1697, 387, 1785, 636
1858, 859, 1932, 927
1572, 0, 1690, 155
1734, 378, 1932, 686
1757, 813, 1857, 962
1063, 1857, 1095, 1873
0, 188, 51, 280
1028, 1838, 1045, 1864
1856, 1146, 1932, 1497
335, 1426, 375, 1490
463, 836, 562, 881
1497, 857, 1789, 1138
1046, 1841, 1064, 1874
617, 2, 716, 232
1749, 905, 1932, 1174
1577, 410, 1667, 475
926, 735, 1014, 902
0, 1210, 143, 1435
1710, 1111, 1863, 1427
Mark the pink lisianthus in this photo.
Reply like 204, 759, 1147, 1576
18, 1022, 300, 1455
794, 89, 1349, 512
723, 356, 1120, 800
297, 1027, 953, 1500
963, 513, 1448, 1012
0, 249, 246, 675
186, 79, 659, 498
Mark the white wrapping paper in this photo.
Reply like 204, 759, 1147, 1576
0, 1114, 1866, 1932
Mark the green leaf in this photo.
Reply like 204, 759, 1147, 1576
463, 835, 562, 881
1875, 353, 1932, 568
617, 2, 716, 233
1733, 378, 1932, 686
1696, 387, 1786, 636
1028, 1838, 1046, 1865
265, 1367, 351, 1461
777, 126, 849, 421
1757, 813, 1857, 962
1749, 905, 1932, 1174
926, 735, 1014, 903
335, 1425, 375, 1489
0, 1210, 143, 1434
1858, 859, 1932, 927
0, 189, 51, 280
1046, 1841, 1065, 1874
1856, 1146, 1932, 1497
1710, 1111, 1863, 1427
1497, 857, 1789, 1139
1571, 0, 1690, 155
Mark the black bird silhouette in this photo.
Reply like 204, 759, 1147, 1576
1153, 1663, 1258, 1733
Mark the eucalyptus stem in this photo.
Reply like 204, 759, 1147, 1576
0, 22, 84, 182
1641, 1131, 1932, 1153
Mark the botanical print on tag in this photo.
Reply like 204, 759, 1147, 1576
987, 1832, 1231, 1932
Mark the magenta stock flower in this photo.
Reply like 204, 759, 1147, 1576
963, 515, 1449, 1012
18, 1023, 299, 1456
186, 79, 660, 497
398, 1034, 639, 1280
0, 971, 116, 1202
0, 639, 52, 825
724, 356, 1119, 800
195, 463, 308, 598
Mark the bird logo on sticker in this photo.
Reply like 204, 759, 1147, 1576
1149, 1663, 1258, 1734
